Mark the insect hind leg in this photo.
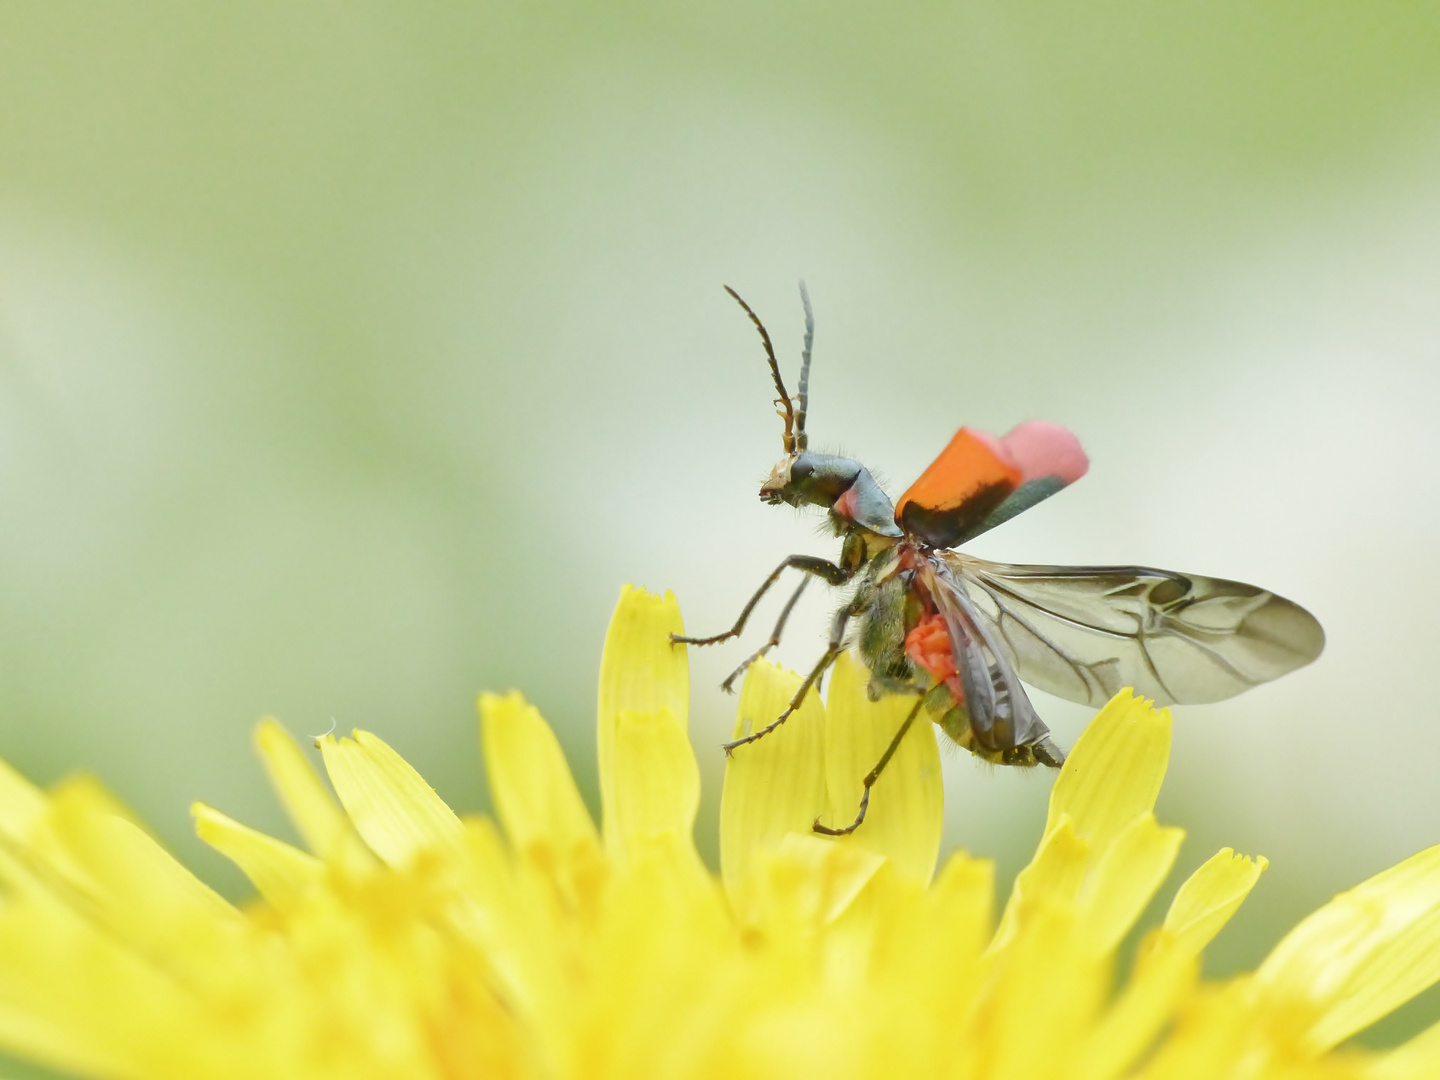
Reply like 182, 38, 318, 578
813, 696, 924, 836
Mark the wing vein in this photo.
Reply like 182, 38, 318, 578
945, 554, 1323, 707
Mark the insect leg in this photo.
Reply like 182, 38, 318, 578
719, 576, 811, 692
721, 594, 860, 754
812, 696, 924, 836
671, 555, 849, 648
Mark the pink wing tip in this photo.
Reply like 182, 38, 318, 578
1001, 420, 1089, 485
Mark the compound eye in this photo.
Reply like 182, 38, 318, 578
788, 456, 814, 482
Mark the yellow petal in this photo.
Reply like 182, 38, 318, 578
47, 789, 243, 958
479, 690, 599, 858
992, 815, 1089, 953
0, 893, 201, 1079
1078, 812, 1184, 955
1257, 841, 1440, 1052
254, 718, 353, 858
598, 585, 687, 858
192, 802, 323, 908
719, 659, 827, 903
0, 756, 46, 838
48, 775, 141, 827
1073, 929, 1200, 1080
319, 729, 465, 868
866, 850, 993, 1023
1368, 1014, 1440, 1080
610, 708, 701, 866
752, 832, 887, 933
1163, 847, 1269, 956
577, 830, 730, 1077
819, 652, 942, 883
2, 774, 141, 888
986, 899, 1102, 1080
453, 818, 572, 1042
926, 849, 995, 959
1045, 689, 1171, 859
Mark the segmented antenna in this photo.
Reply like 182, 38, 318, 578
724, 285, 797, 454
796, 281, 813, 451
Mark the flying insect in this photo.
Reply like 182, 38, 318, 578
673, 285, 1325, 836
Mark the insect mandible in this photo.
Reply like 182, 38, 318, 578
672, 284, 1325, 836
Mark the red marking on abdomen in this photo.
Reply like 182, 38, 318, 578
906, 614, 961, 700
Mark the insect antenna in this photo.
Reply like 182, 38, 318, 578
796, 280, 813, 451
725, 284, 797, 454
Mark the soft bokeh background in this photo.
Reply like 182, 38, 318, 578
2, 1, 1440, 1054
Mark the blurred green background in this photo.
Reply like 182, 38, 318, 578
2, 0, 1440, 1054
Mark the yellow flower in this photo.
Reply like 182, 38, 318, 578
1, 584, 1439, 1078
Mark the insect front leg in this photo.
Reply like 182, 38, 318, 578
719, 575, 810, 692
813, 696, 924, 836
671, 554, 851, 648
722, 591, 864, 755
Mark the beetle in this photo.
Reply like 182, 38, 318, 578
673, 284, 1325, 836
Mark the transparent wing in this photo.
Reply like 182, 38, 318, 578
944, 554, 1326, 707
922, 559, 1060, 758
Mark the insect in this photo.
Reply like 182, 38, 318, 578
673, 284, 1326, 836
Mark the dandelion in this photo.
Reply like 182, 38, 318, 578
1, 584, 1439, 1078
